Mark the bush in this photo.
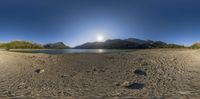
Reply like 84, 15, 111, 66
191, 42, 200, 49
0, 41, 44, 50
163, 44, 185, 48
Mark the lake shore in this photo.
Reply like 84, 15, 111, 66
0, 49, 200, 98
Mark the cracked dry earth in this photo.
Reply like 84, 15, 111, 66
0, 49, 200, 98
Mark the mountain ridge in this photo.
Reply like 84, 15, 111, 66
75, 38, 184, 49
44, 42, 70, 49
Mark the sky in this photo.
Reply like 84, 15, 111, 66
0, 0, 200, 46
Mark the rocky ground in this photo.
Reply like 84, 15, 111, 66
0, 49, 200, 98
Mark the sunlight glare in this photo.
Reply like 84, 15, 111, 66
96, 34, 104, 42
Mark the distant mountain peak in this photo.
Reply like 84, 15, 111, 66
44, 42, 70, 49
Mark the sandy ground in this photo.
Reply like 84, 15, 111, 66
0, 49, 200, 98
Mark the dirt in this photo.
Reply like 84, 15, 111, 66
0, 49, 200, 98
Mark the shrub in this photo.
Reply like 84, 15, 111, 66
191, 42, 200, 49
0, 41, 44, 50
163, 44, 185, 48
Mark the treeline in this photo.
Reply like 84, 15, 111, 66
0, 41, 43, 50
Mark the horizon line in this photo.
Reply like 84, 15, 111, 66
0, 37, 196, 47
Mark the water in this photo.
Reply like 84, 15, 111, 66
12, 49, 135, 54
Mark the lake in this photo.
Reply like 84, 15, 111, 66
11, 49, 135, 54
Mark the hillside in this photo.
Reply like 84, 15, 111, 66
0, 41, 43, 50
44, 42, 70, 49
75, 38, 184, 49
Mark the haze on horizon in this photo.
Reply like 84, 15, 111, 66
0, 0, 200, 47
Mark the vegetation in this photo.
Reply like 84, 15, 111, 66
163, 44, 186, 48
191, 42, 200, 49
0, 41, 44, 50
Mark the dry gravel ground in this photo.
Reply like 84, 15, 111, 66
0, 49, 200, 98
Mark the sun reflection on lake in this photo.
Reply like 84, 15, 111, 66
97, 49, 105, 53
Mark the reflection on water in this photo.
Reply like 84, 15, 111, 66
12, 49, 135, 54
97, 49, 104, 53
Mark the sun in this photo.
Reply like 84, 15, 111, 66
96, 34, 104, 42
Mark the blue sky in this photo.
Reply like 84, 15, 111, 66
0, 0, 200, 46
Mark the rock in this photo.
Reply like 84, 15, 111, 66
122, 81, 130, 86
134, 69, 147, 76
61, 75, 68, 78
86, 70, 91, 73
93, 68, 97, 72
34, 69, 45, 73
113, 82, 121, 86
125, 83, 145, 89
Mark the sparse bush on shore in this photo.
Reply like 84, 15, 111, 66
191, 42, 200, 49
163, 44, 186, 48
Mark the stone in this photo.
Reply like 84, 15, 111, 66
126, 83, 145, 89
113, 82, 121, 86
35, 69, 45, 73
61, 75, 68, 78
134, 69, 147, 76
122, 81, 130, 86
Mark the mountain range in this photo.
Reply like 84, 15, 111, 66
0, 38, 187, 49
75, 38, 184, 49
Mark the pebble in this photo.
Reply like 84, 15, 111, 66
126, 83, 145, 89
61, 75, 68, 78
113, 82, 121, 86
34, 69, 45, 73
121, 81, 130, 86
134, 69, 147, 76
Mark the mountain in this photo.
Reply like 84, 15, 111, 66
125, 38, 149, 44
75, 38, 183, 49
44, 42, 70, 49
